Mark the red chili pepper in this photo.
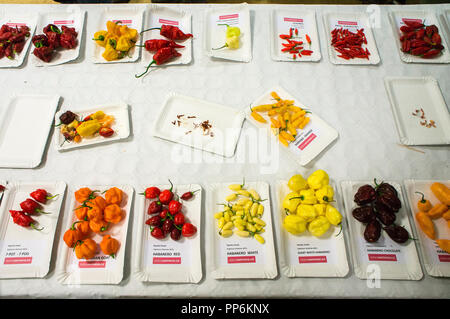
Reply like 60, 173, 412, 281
33, 46, 53, 63
140, 186, 161, 199
9, 210, 43, 230
180, 189, 200, 201
141, 25, 193, 41
20, 198, 50, 215
135, 47, 182, 78
0, 185, 5, 192
30, 189, 58, 204
151, 227, 165, 239
99, 127, 114, 138
289, 28, 293, 38
146, 215, 161, 227
159, 209, 169, 220
403, 20, 424, 29
159, 179, 174, 205
181, 223, 197, 237
301, 50, 313, 55
295, 28, 298, 36
141, 39, 185, 52
422, 49, 442, 59
431, 33, 441, 45
411, 46, 431, 56
305, 34, 311, 45
173, 213, 185, 226
279, 34, 290, 39
148, 200, 162, 215
168, 200, 182, 215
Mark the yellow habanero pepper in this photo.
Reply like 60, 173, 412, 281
90, 110, 105, 120
315, 185, 334, 204
102, 44, 120, 61
308, 216, 331, 237
93, 30, 108, 47
295, 189, 317, 205
77, 119, 101, 137
282, 192, 301, 214
115, 36, 133, 52
287, 174, 308, 192
106, 20, 121, 37
313, 203, 327, 216
325, 204, 342, 226
119, 25, 138, 41
283, 214, 307, 235
296, 204, 317, 222
307, 169, 329, 190
225, 35, 240, 49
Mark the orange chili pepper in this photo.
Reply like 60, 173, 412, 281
104, 187, 123, 205
415, 192, 432, 212
430, 182, 450, 206
75, 187, 93, 203
74, 239, 97, 260
86, 196, 107, 211
427, 203, 448, 220
305, 34, 311, 45
443, 210, 450, 221
100, 235, 120, 258
436, 239, 450, 254
89, 219, 108, 234
103, 204, 123, 224
415, 211, 436, 239
63, 221, 82, 248
75, 205, 89, 221
87, 205, 103, 222
76, 220, 90, 236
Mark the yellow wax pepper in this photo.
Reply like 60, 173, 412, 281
325, 204, 342, 226
296, 204, 317, 222
283, 214, 307, 235
93, 30, 108, 47
313, 203, 327, 216
213, 24, 241, 50
77, 119, 101, 137
225, 35, 240, 49
282, 192, 301, 214
307, 169, 329, 190
315, 185, 334, 204
287, 174, 308, 192
308, 216, 331, 237
295, 189, 317, 205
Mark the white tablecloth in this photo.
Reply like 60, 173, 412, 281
0, 3, 449, 298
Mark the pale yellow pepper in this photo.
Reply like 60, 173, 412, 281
282, 192, 301, 214
307, 169, 329, 190
296, 204, 317, 222
315, 185, 334, 204
283, 214, 307, 235
287, 174, 308, 192
308, 216, 331, 237
325, 204, 342, 226
77, 119, 101, 137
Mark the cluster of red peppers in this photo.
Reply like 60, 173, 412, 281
32, 24, 78, 63
331, 27, 370, 60
399, 20, 444, 59
279, 28, 312, 59
135, 25, 192, 78
0, 24, 30, 60
9, 189, 58, 231
141, 180, 198, 240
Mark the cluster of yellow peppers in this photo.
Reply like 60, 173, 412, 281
282, 170, 343, 237
250, 92, 311, 147
215, 180, 266, 244
60, 110, 115, 143
93, 21, 138, 61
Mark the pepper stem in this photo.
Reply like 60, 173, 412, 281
415, 191, 426, 202
135, 60, 156, 78
30, 223, 44, 231
168, 179, 174, 192
212, 44, 228, 50
37, 209, 51, 215
140, 27, 161, 34
47, 194, 59, 201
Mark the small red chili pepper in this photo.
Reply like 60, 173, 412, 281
181, 223, 197, 237
99, 127, 114, 138
422, 49, 442, 59
180, 189, 200, 201
141, 25, 193, 41
140, 186, 161, 199
159, 209, 169, 220
20, 199, 50, 215
148, 200, 162, 215
403, 20, 424, 29
30, 189, 59, 204
295, 28, 298, 36
305, 34, 311, 45
0, 185, 5, 192
139, 39, 185, 52
159, 179, 174, 205
279, 34, 290, 39
289, 28, 293, 38
168, 200, 182, 215
9, 210, 43, 230
135, 47, 182, 78
173, 213, 185, 226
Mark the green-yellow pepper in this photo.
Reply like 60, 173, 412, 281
307, 169, 329, 190
282, 192, 301, 214
213, 24, 241, 50
296, 204, 316, 222
287, 174, 308, 192
325, 204, 342, 226
315, 185, 334, 204
308, 216, 330, 237
283, 214, 307, 235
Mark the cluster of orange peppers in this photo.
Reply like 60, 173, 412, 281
414, 182, 450, 254
250, 91, 311, 147
63, 186, 124, 260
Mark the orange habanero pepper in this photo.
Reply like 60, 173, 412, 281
75, 187, 94, 203
100, 235, 120, 258
105, 187, 123, 205
415, 192, 432, 212
63, 221, 83, 248
89, 219, 108, 234
427, 203, 448, 220
87, 205, 103, 222
74, 239, 97, 260
75, 205, 89, 221
430, 182, 450, 206
86, 196, 107, 211
436, 239, 450, 254
103, 204, 123, 224
76, 220, 90, 236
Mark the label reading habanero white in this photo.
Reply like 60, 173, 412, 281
145, 240, 190, 266
0, 240, 46, 266
215, 13, 240, 26
288, 121, 319, 155
219, 239, 265, 265
358, 235, 405, 263
289, 239, 337, 265
331, 18, 361, 33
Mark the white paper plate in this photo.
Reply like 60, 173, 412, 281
388, 10, 450, 64
276, 180, 349, 278
30, 8, 85, 67
0, 181, 66, 279
142, 5, 192, 66
152, 92, 245, 158
0, 94, 60, 168
0, 181, 7, 207
403, 179, 450, 277
322, 12, 380, 65
208, 181, 278, 279
341, 180, 423, 280
441, 10, 450, 45
204, 3, 252, 62
56, 185, 134, 285
246, 86, 338, 166
54, 102, 131, 151
270, 9, 321, 62
384, 76, 450, 146
133, 183, 202, 283
92, 6, 144, 64
0, 13, 38, 68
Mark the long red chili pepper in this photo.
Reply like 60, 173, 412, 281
141, 25, 193, 41
135, 47, 182, 78
30, 189, 58, 204
331, 27, 370, 60
138, 39, 185, 52
20, 198, 50, 215
10, 210, 43, 230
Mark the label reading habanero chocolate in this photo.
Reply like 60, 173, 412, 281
358, 236, 404, 263
219, 240, 265, 265
0, 240, 45, 266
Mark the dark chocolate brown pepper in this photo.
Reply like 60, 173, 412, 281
383, 224, 409, 244
352, 206, 376, 223
59, 110, 77, 125
354, 184, 376, 206
364, 220, 381, 243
